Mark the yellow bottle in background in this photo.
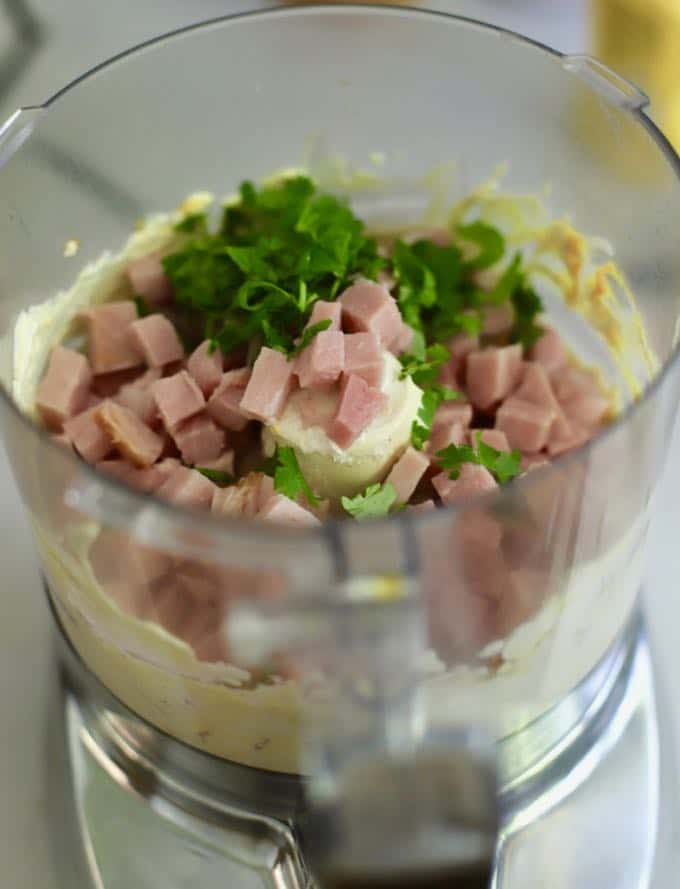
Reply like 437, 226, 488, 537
593, 0, 680, 151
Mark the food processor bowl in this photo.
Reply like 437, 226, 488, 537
0, 6, 679, 886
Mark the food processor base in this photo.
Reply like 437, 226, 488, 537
47, 605, 662, 889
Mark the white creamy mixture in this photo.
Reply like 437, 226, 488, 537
10, 192, 653, 773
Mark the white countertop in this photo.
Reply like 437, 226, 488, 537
0, 2, 677, 887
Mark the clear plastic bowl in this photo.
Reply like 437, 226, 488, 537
0, 6, 679, 775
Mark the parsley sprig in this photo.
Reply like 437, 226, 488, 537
341, 482, 399, 520
411, 384, 462, 451
437, 432, 521, 485
163, 176, 383, 358
267, 445, 320, 507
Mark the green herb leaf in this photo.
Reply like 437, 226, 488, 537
133, 295, 150, 318
457, 221, 505, 270
271, 445, 319, 507
511, 285, 544, 349
341, 482, 398, 520
437, 432, 522, 484
195, 467, 235, 486
411, 384, 462, 450
478, 253, 524, 306
290, 319, 333, 358
399, 343, 451, 387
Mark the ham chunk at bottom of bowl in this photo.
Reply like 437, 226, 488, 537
96, 400, 164, 468
338, 279, 403, 347
239, 348, 294, 422
328, 373, 386, 449
126, 252, 173, 306
80, 301, 142, 374
432, 462, 498, 505
36, 345, 92, 430
130, 314, 185, 368
466, 344, 522, 410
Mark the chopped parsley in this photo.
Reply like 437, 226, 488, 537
195, 467, 235, 486
457, 221, 505, 271
162, 176, 383, 356
341, 482, 398, 520
411, 384, 462, 451
133, 295, 151, 317
270, 445, 319, 507
511, 285, 544, 349
437, 432, 522, 485
399, 343, 451, 387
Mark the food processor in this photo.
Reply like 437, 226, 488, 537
0, 5, 679, 887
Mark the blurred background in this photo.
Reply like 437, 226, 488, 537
0, 0, 678, 151
0, 2, 678, 888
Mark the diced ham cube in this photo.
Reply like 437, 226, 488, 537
51, 433, 72, 449
469, 429, 510, 452
329, 374, 386, 449
481, 303, 514, 336
115, 367, 162, 425
96, 401, 164, 467
205, 367, 251, 432
428, 420, 466, 458
389, 322, 414, 356
91, 366, 143, 397
152, 370, 205, 430
97, 459, 173, 493
514, 362, 570, 439
259, 494, 321, 527
63, 403, 113, 463
530, 327, 567, 375
495, 397, 554, 453
466, 345, 523, 410
295, 330, 345, 390
126, 252, 173, 305
156, 465, 216, 509
551, 366, 600, 403
130, 314, 185, 368
80, 301, 142, 374
291, 388, 335, 431
410, 500, 436, 513
187, 340, 224, 396
212, 472, 268, 518
547, 424, 592, 457
432, 462, 498, 505
239, 348, 294, 422
449, 332, 480, 361
343, 332, 383, 388
306, 300, 342, 331
386, 446, 429, 503
171, 413, 226, 465
559, 389, 610, 428
36, 346, 92, 430
432, 401, 473, 430
338, 279, 403, 347
196, 450, 235, 476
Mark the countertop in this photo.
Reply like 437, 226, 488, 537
0, 2, 677, 887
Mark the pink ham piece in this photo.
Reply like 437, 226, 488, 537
428, 420, 466, 458
96, 401, 164, 467
63, 403, 113, 463
481, 303, 514, 336
329, 374, 386, 449
81, 301, 142, 374
386, 447, 429, 503
115, 367, 162, 426
530, 327, 567, 375
547, 424, 592, 457
449, 332, 479, 362
207, 368, 251, 431
432, 462, 498, 505
515, 362, 570, 439
469, 428, 511, 452
433, 401, 473, 430
295, 330, 345, 390
36, 345, 92, 430
389, 322, 414, 356
196, 450, 235, 476
295, 388, 338, 431
152, 370, 205, 430
171, 413, 226, 465
306, 300, 342, 331
126, 252, 173, 305
130, 314, 184, 368
552, 367, 609, 426
212, 472, 269, 518
259, 494, 321, 527
409, 500, 436, 513
239, 348, 294, 422
339, 279, 403, 347
187, 340, 224, 396
495, 397, 554, 453
157, 465, 216, 509
466, 344, 522, 410
343, 332, 383, 388
97, 458, 176, 493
